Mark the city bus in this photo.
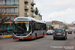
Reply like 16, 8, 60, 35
13, 17, 47, 40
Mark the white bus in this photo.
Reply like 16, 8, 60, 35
13, 17, 46, 40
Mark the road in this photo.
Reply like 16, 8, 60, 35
0, 33, 75, 50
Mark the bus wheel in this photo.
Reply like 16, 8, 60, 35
43, 33, 44, 38
34, 34, 37, 40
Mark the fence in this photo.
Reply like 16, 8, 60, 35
0, 32, 13, 40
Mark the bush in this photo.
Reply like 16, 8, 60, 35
49, 25, 54, 30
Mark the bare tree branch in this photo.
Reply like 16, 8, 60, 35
0, 6, 11, 26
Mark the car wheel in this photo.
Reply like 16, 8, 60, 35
53, 37, 56, 40
64, 37, 66, 40
66, 37, 67, 39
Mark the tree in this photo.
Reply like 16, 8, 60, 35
35, 7, 39, 15
0, 7, 10, 29
49, 25, 54, 30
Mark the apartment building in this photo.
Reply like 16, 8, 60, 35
0, 0, 36, 30
35, 14, 42, 20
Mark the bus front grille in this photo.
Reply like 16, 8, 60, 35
16, 34, 27, 36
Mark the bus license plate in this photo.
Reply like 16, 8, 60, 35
20, 37, 23, 39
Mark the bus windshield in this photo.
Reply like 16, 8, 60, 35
14, 21, 31, 32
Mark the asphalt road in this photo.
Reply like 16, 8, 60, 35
0, 33, 75, 50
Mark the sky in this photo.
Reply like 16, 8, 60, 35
34, 0, 75, 24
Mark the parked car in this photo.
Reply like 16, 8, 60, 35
47, 30, 54, 35
68, 30, 72, 34
53, 29, 67, 40
74, 30, 75, 34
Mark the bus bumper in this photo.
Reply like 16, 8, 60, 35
13, 35, 34, 40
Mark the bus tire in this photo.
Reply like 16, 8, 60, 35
34, 34, 37, 40
42, 33, 44, 38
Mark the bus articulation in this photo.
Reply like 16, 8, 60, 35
13, 17, 46, 40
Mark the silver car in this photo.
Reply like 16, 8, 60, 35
47, 30, 54, 35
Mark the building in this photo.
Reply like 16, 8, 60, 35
46, 21, 51, 29
0, 0, 40, 31
19, 0, 36, 17
68, 24, 75, 29
51, 21, 65, 29
34, 14, 42, 20
0, 0, 35, 19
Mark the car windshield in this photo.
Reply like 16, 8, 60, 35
55, 29, 64, 33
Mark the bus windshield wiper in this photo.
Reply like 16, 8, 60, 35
15, 25, 26, 31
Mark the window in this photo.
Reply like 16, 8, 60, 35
1, 24, 4, 29
11, 16, 14, 21
15, 0, 18, 4
7, 8, 11, 14
11, 8, 15, 13
4, 8, 18, 14
15, 8, 18, 13
6, 0, 11, 5
4, 24, 6, 29
0, 0, 3, 5
3, 8, 5, 13
35, 23, 41, 30
3, 0, 5, 5
11, 0, 14, 5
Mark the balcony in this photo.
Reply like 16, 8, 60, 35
31, 0, 35, 5
2, 12, 18, 16
0, 3, 18, 8
25, 0, 29, 3
31, 13, 35, 17
2, 14, 18, 16
31, 7, 35, 12
25, 13, 29, 17
25, 5, 29, 10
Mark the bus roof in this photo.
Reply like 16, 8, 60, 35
14, 17, 46, 23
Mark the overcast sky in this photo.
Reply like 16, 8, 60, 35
34, 0, 75, 24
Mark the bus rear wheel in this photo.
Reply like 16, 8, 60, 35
42, 33, 44, 38
34, 34, 37, 40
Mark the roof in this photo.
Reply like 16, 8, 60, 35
14, 17, 46, 23
52, 21, 63, 24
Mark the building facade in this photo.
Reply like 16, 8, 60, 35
51, 21, 65, 29
34, 14, 42, 20
68, 24, 75, 29
0, 0, 36, 30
